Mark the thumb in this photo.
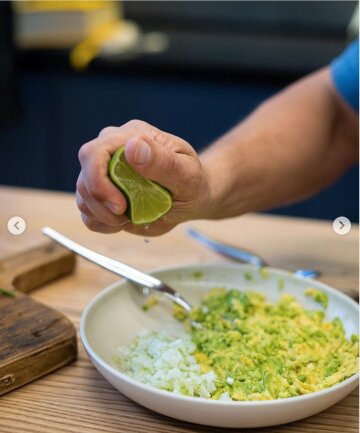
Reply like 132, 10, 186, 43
124, 136, 184, 196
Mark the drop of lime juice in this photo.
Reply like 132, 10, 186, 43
144, 224, 150, 243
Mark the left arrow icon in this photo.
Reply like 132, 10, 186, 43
7, 216, 26, 235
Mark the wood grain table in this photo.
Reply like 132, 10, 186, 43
0, 186, 358, 433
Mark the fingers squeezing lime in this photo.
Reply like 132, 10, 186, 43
108, 147, 172, 225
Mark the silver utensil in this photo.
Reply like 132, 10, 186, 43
42, 227, 192, 313
187, 227, 320, 279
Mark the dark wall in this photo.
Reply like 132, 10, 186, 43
0, 2, 18, 122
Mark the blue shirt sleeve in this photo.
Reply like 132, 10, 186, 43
331, 39, 359, 113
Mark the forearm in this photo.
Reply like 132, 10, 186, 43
200, 68, 358, 219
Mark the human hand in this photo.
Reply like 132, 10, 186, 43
76, 120, 211, 236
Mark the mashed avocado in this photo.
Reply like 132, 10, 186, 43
305, 287, 328, 309
186, 289, 358, 401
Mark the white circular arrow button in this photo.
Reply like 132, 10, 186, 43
7, 216, 26, 235
333, 216, 351, 236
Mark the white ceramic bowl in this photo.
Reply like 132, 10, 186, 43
80, 263, 359, 428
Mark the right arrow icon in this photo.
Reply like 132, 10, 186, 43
333, 216, 351, 235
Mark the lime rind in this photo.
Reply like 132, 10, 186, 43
109, 147, 172, 225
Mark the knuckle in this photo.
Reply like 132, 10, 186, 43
124, 119, 148, 132
125, 119, 142, 127
149, 125, 163, 144
78, 144, 90, 163
98, 126, 117, 137
82, 214, 98, 231
81, 213, 89, 225
76, 177, 82, 192
78, 200, 89, 214
87, 221, 98, 231
89, 183, 105, 202
76, 178, 87, 197
84, 162, 106, 202
123, 119, 164, 145
164, 150, 178, 173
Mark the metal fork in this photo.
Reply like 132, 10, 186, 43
42, 227, 192, 313
187, 227, 320, 279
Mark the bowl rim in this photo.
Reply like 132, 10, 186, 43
80, 262, 359, 407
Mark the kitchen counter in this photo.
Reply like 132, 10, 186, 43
0, 186, 358, 433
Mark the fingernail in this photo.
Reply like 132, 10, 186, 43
134, 140, 151, 165
104, 202, 122, 215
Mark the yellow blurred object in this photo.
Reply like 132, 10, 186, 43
13, 1, 120, 13
14, 1, 122, 49
70, 21, 121, 70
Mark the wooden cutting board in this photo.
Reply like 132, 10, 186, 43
0, 242, 77, 396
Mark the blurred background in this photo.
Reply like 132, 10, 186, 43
0, 0, 358, 221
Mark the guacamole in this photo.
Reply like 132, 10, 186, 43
185, 289, 358, 401
305, 287, 329, 309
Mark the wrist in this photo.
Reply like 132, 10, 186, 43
198, 159, 222, 220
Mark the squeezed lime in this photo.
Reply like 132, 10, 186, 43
109, 146, 172, 225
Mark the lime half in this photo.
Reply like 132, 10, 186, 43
109, 146, 172, 225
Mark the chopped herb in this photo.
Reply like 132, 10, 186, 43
0, 288, 16, 297
259, 267, 269, 280
142, 296, 159, 311
351, 334, 359, 343
244, 272, 253, 281
173, 303, 188, 321
193, 271, 203, 280
278, 277, 285, 290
